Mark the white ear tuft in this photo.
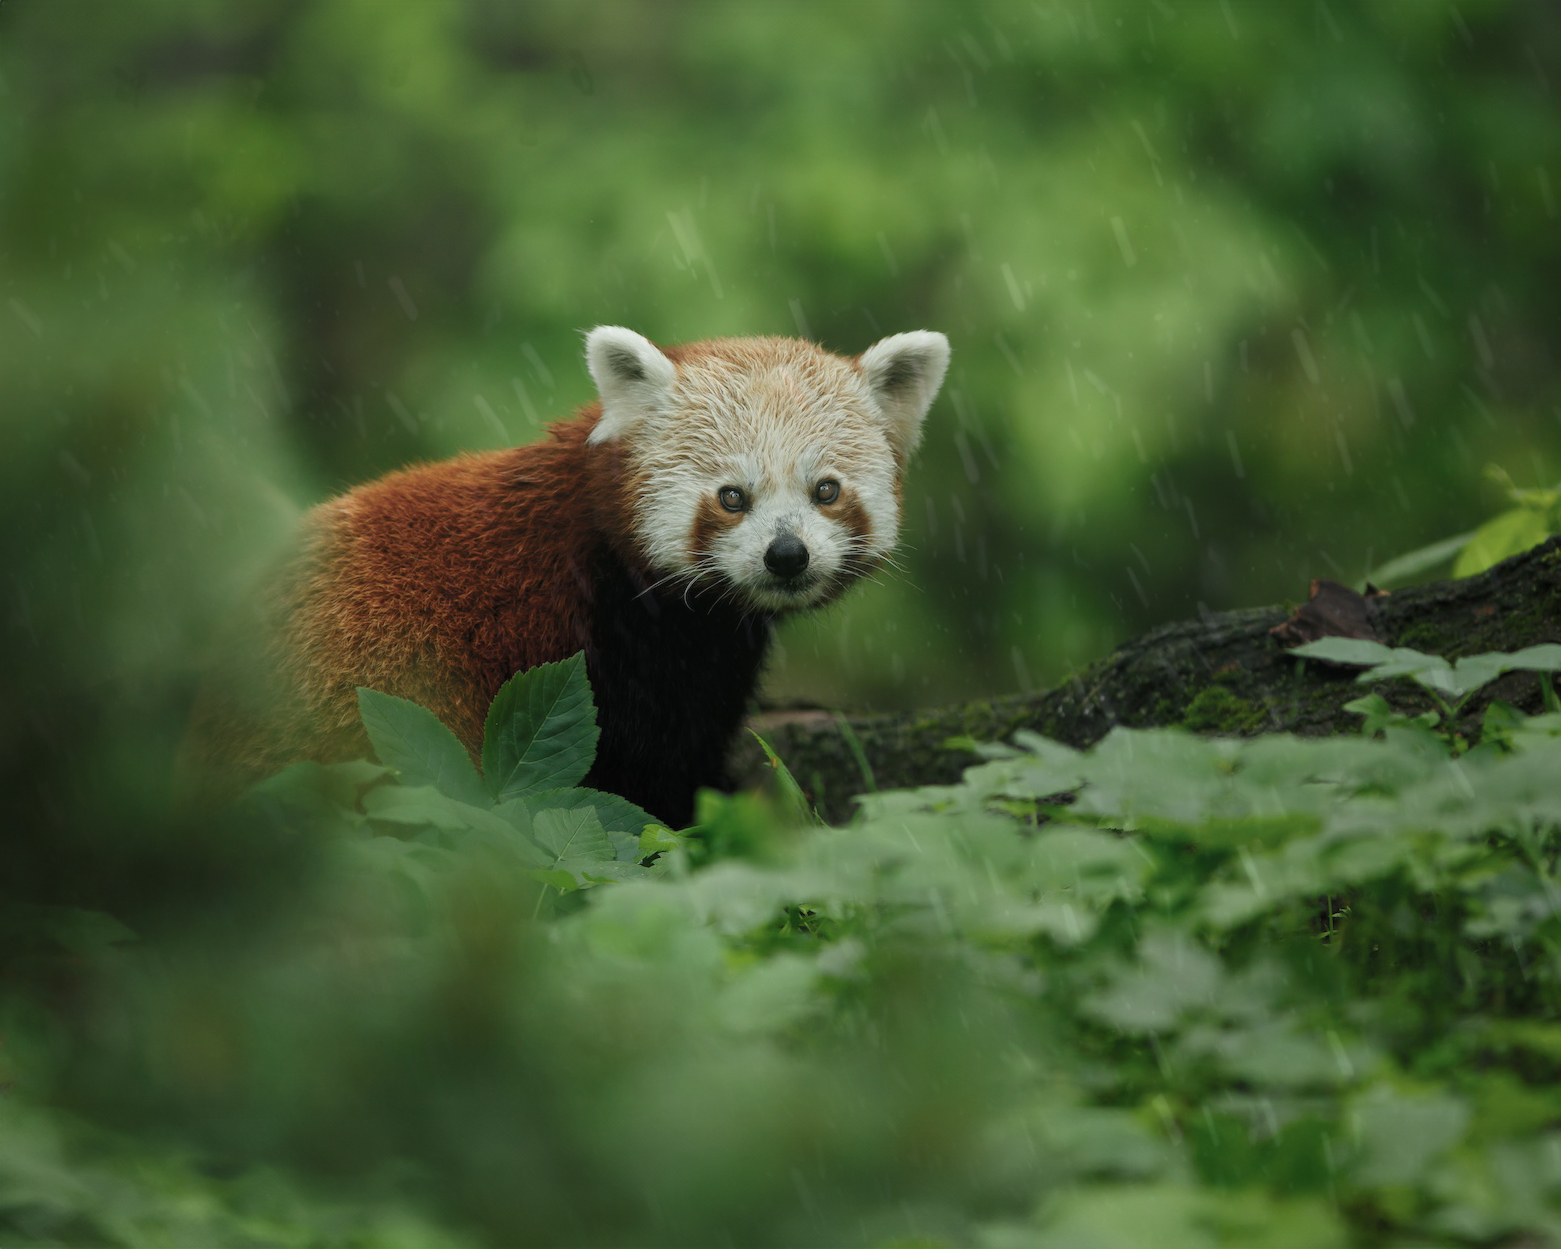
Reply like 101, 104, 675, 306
859, 330, 950, 460
584, 326, 677, 445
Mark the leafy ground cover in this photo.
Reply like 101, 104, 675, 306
7, 648, 1561, 1246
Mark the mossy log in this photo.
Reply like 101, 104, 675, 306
733, 536, 1561, 824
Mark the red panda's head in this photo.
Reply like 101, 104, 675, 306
584, 327, 948, 614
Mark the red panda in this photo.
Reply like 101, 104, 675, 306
185, 327, 949, 826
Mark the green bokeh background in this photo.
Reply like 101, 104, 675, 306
4, 0, 1560, 823
5, 5, 1561, 1244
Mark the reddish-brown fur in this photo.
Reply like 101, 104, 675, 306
185, 407, 636, 795
185, 325, 947, 820
687, 494, 743, 562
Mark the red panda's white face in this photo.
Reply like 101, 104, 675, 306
585, 327, 949, 614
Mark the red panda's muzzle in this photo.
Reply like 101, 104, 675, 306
763, 533, 810, 579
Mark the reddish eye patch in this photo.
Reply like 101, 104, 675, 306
829, 490, 877, 578
687, 493, 744, 562
833, 494, 872, 544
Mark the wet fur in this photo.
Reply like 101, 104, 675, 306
186, 332, 947, 826
185, 412, 749, 825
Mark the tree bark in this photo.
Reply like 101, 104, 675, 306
733, 537, 1561, 824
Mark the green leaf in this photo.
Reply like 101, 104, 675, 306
358, 787, 561, 882
959, 745, 1086, 809
492, 796, 533, 836
363, 784, 489, 832
532, 806, 614, 862
529, 868, 581, 893
357, 687, 489, 806
1349, 1086, 1470, 1187
1448, 644, 1561, 695
942, 734, 991, 754
524, 786, 654, 837
1032, 1183, 1346, 1249
1290, 637, 1402, 669
1365, 530, 1475, 589
240, 759, 385, 829
749, 729, 814, 824
1082, 932, 1223, 1033
526, 786, 656, 861
1344, 693, 1439, 736
528, 806, 612, 886
639, 824, 684, 856
574, 860, 654, 884
1295, 640, 1561, 703
1452, 506, 1553, 577
1180, 1019, 1366, 1089
527, 807, 652, 890
715, 953, 821, 1034
482, 654, 600, 801
362, 785, 548, 864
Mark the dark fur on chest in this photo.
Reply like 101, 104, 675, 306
581, 550, 771, 828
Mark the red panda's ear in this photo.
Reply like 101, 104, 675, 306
585, 326, 677, 446
859, 330, 950, 462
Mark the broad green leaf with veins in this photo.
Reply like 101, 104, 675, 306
357, 687, 490, 806
524, 786, 656, 861
482, 653, 601, 800
50, 646, 1561, 1245
1294, 638, 1561, 702
528, 806, 651, 890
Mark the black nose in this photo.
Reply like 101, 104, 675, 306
764, 533, 810, 579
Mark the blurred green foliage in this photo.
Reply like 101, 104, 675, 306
1452, 465, 1561, 577
6, 0, 1561, 734
1367, 463, 1561, 587
11, 647, 1561, 1244
5, 4, 1561, 1240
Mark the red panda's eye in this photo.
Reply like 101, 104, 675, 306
718, 486, 747, 513
814, 479, 841, 505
